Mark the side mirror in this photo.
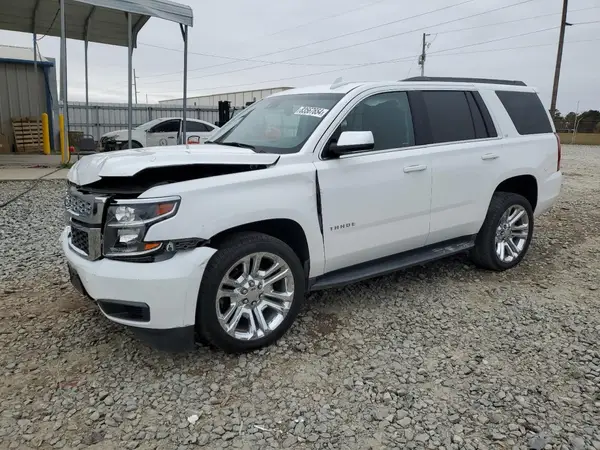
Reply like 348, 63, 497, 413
328, 131, 374, 156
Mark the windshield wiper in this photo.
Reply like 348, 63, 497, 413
208, 141, 266, 153
218, 142, 255, 149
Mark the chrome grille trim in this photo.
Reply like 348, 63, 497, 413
64, 186, 108, 225
65, 187, 108, 261
65, 192, 93, 217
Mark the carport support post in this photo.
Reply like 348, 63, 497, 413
84, 7, 94, 137
60, 0, 69, 160
127, 12, 133, 150
181, 24, 188, 145
84, 38, 89, 135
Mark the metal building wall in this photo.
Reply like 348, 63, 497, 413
61, 102, 219, 141
0, 61, 48, 152
161, 87, 293, 108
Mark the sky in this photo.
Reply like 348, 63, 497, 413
1, 0, 599, 113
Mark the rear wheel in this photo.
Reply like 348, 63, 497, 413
196, 232, 305, 353
471, 192, 534, 271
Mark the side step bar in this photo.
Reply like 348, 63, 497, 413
309, 235, 476, 291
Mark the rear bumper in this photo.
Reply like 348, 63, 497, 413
535, 170, 562, 217
61, 227, 217, 350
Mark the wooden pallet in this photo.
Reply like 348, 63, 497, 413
12, 117, 43, 153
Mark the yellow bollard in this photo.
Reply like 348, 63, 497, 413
41, 113, 51, 155
58, 113, 66, 163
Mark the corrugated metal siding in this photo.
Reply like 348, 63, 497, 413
61, 102, 219, 141
0, 62, 47, 152
162, 87, 294, 108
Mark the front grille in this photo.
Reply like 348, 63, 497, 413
65, 193, 93, 217
71, 227, 90, 255
66, 187, 107, 261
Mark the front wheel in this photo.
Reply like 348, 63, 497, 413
196, 232, 305, 353
470, 192, 534, 271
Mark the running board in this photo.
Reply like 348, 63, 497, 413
309, 236, 475, 291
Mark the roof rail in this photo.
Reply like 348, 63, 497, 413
402, 76, 527, 86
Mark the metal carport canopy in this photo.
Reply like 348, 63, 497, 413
0, 0, 193, 154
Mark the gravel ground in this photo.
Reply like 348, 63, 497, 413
1, 145, 599, 450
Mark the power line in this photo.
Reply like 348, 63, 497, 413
139, 1, 599, 83
137, 0, 477, 81
262, 0, 392, 38
427, 37, 599, 58
427, 25, 558, 56
109, 37, 599, 100
138, 43, 362, 70
570, 20, 600, 25
163, 26, 563, 96
431, 6, 600, 34
107, 37, 600, 98
142, 22, 556, 89
139, 0, 540, 87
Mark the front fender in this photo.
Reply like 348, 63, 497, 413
141, 164, 326, 277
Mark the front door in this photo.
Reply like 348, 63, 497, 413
146, 119, 181, 147
314, 91, 432, 273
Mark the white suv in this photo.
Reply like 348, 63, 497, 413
62, 77, 562, 353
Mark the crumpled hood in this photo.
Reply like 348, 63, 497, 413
67, 144, 280, 186
101, 130, 127, 140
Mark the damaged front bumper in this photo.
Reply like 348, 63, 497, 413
61, 227, 217, 352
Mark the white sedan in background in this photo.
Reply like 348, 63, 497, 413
100, 117, 219, 151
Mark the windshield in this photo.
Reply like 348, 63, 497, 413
135, 118, 165, 131
208, 93, 344, 154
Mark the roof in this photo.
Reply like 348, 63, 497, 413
271, 79, 536, 97
403, 76, 527, 86
0, 45, 50, 63
0, 0, 193, 48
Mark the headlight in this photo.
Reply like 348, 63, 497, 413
103, 196, 180, 258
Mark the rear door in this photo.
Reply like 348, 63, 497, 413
184, 121, 216, 145
417, 89, 503, 244
146, 119, 181, 147
315, 90, 433, 272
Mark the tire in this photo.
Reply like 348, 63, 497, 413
195, 232, 305, 353
470, 192, 534, 271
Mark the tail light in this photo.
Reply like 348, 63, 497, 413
554, 132, 561, 171
187, 136, 201, 145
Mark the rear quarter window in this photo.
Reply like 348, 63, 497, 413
495, 91, 553, 135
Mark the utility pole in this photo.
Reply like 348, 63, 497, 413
418, 33, 430, 77
550, 0, 571, 117
146, 93, 148, 104
133, 69, 139, 104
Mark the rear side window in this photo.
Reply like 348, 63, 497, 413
496, 91, 553, 135
422, 91, 475, 143
187, 121, 210, 132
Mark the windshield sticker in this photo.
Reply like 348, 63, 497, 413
294, 106, 329, 118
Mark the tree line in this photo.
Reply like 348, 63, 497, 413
551, 110, 600, 133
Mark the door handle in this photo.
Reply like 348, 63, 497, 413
403, 164, 427, 173
481, 153, 499, 160
167, 136, 175, 139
